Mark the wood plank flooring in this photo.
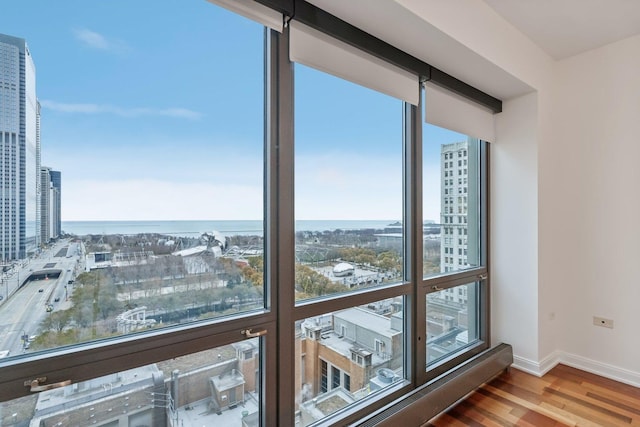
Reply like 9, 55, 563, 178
424, 364, 640, 427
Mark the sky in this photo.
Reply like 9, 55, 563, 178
2, 0, 465, 222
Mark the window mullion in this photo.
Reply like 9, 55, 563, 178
404, 97, 423, 387
270, 26, 296, 427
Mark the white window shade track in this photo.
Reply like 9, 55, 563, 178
424, 81, 496, 142
289, 21, 420, 105
206, 0, 284, 32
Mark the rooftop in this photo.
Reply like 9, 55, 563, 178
334, 307, 401, 339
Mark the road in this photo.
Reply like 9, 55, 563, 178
0, 240, 82, 356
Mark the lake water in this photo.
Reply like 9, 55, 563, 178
62, 220, 400, 237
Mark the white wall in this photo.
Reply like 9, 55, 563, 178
548, 34, 640, 382
491, 92, 539, 367
398, 0, 640, 383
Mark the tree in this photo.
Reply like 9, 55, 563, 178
377, 251, 401, 272
295, 265, 343, 297
242, 256, 264, 288
41, 310, 72, 333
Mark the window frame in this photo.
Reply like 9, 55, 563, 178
419, 137, 490, 382
0, 17, 491, 427
0, 22, 278, 427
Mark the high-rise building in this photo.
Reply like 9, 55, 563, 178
0, 33, 40, 261
440, 141, 469, 303
40, 167, 61, 242
40, 167, 51, 241
49, 169, 61, 237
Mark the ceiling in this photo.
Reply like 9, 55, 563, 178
482, 0, 640, 60
309, 0, 535, 99
306, 0, 640, 100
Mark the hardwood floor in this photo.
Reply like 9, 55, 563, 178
424, 364, 640, 427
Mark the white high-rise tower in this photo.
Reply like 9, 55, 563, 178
440, 141, 469, 303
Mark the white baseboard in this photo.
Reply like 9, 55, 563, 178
560, 352, 640, 388
512, 351, 561, 377
512, 351, 640, 388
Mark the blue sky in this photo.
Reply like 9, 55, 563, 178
3, 0, 464, 222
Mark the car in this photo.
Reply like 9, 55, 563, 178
38, 288, 43, 293
54, 297, 60, 302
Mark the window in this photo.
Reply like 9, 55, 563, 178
295, 64, 403, 301
1, 1, 492, 425
0, 2, 276, 425
291, 56, 409, 425
1, 2, 266, 353
321, 360, 328, 393
295, 298, 404, 424
421, 79, 489, 378
332, 366, 341, 389
426, 282, 480, 365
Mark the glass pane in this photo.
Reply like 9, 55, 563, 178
0, 3, 265, 357
295, 297, 404, 425
423, 122, 481, 277
294, 65, 404, 302
426, 282, 479, 366
0, 340, 261, 426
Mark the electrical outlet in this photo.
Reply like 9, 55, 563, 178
593, 316, 614, 329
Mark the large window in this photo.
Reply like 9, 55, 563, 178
423, 125, 481, 277
294, 64, 404, 302
0, 2, 276, 425
421, 88, 489, 378
0, 1, 493, 426
0, 1, 265, 354
289, 61, 408, 425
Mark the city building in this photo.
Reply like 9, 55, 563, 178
40, 166, 50, 241
0, 33, 40, 261
49, 169, 61, 237
27, 344, 260, 427
440, 141, 468, 274
296, 305, 403, 425
440, 141, 469, 304
40, 166, 61, 243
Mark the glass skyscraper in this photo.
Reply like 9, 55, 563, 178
0, 33, 40, 261
40, 167, 61, 242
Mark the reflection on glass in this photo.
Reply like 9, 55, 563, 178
423, 122, 481, 277
426, 282, 479, 366
0, 341, 260, 426
295, 298, 404, 425
294, 65, 404, 302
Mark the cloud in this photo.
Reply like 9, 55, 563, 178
295, 152, 403, 220
40, 100, 203, 120
63, 180, 263, 221
73, 28, 128, 52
